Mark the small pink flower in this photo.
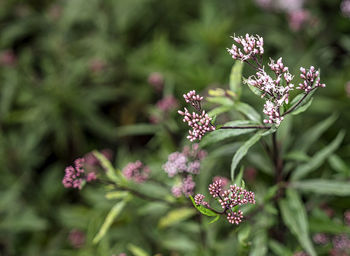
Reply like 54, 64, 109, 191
148, 72, 164, 92
89, 59, 106, 73
0, 50, 17, 67
288, 9, 310, 31
68, 229, 85, 248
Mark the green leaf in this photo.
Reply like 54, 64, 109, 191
234, 166, 244, 187
269, 240, 293, 256
291, 130, 345, 181
309, 218, 350, 234
284, 151, 310, 162
208, 105, 232, 117
243, 77, 264, 98
288, 86, 316, 115
249, 227, 268, 256
293, 114, 338, 153
328, 154, 350, 176
206, 96, 233, 106
200, 120, 259, 147
279, 189, 316, 256
238, 224, 251, 247
292, 179, 350, 196
127, 244, 150, 256
231, 131, 263, 180
93, 150, 121, 184
105, 191, 130, 200
291, 97, 313, 115
229, 61, 244, 98
234, 102, 261, 122
209, 214, 220, 224
117, 124, 160, 137
93, 201, 126, 244
189, 196, 218, 217
158, 208, 196, 228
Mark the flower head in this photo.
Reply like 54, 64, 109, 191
68, 229, 85, 248
195, 181, 255, 225
62, 158, 96, 189
227, 34, 264, 62
297, 66, 326, 92
122, 160, 150, 183
178, 108, 215, 141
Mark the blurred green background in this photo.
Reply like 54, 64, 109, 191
0, 0, 349, 255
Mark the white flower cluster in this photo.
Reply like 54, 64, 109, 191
245, 57, 294, 125
227, 34, 264, 62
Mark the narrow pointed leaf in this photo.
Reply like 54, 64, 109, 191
229, 61, 244, 98
279, 189, 316, 256
292, 179, 350, 196
93, 201, 126, 244
231, 131, 263, 180
291, 130, 345, 181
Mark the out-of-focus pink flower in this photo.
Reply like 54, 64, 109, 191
244, 167, 257, 183
0, 50, 17, 67
345, 82, 350, 98
48, 4, 62, 20
68, 229, 85, 248
313, 233, 329, 245
254, 0, 274, 10
89, 59, 106, 73
341, 0, 350, 18
345, 210, 350, 226
171, 185, 183, 198
148, 72, 164, 92
156, 95, 178, 112
122, 160, 150, 183
288, 9, 310, 31
84, 149, 113, 166
213, 176, 229, 187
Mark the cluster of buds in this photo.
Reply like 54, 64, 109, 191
62, 158, 97, 189
227, 34, 264, 62
297, 66, 326, 92
183, 90, 203, 110
164, 144, 207, 198
195, 180, 255, 225
178, 90, 215, 141
122, 160, 150, 183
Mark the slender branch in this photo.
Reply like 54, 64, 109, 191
220, 125, 270, 130
282, 88, 316, 116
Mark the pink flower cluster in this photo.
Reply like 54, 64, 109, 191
172, 176, 196, 197
122, 160, 150, 183
227, 34, 264, 62
62, 158, 97, 189
164, 144, 207, 198
195, 180, 255, 225
178, 109, 215, 142
246, 57, 294, 125
297, 66, 326, 92
178, 90, 215, 141
156, 95, 178, 112
163, 143, 206, 177
228, 34, 325, 125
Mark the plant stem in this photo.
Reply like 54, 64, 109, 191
282, 88, 316, 116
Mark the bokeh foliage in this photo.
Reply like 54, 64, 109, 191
0, 0, 349, 255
